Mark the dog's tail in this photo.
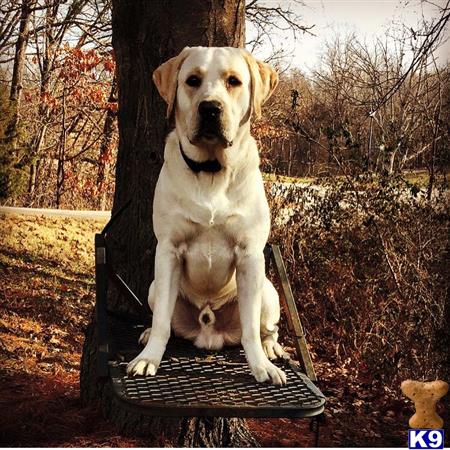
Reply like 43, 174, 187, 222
198, 305, 215, 327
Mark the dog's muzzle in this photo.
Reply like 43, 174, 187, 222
194, 100, 231, 146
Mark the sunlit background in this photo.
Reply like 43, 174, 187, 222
248, 0, 450, 71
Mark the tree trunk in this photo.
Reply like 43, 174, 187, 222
80, 0, 257, 446
367, 115, 374, 172
6, 0, 34, 146
427, 86, 441, 201
97, 77, 118, 211
55, 89, 66, 208
27, 125, 46, 200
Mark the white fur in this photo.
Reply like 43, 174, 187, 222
127, 47, 286, 385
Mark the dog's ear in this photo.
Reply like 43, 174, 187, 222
153, 47, 190, 119
242, 50, 278, 119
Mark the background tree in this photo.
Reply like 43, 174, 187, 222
0, 0, 115, 205
7, 0, 35, 145
245, 0, 314, 64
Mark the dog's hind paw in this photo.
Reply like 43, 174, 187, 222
138, 327, 152, 345
262, 337, 287, 360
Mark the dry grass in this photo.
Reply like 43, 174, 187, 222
0, 213, 147, 447
0, 211, 447, 447
0, 213, 100, 271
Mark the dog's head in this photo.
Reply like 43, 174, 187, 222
153, 47, 278, 151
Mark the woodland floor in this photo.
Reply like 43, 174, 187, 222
0, 213, 443, 447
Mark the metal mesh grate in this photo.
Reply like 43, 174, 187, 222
109, 317, 325, 418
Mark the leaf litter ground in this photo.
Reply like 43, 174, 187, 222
0, 213, 440, 447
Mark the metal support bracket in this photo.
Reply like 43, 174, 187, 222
270, 244, 317, 382
310, 415, 320, 447
95, 233, 110, 378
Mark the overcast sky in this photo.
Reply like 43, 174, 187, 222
249, 0, 450, 72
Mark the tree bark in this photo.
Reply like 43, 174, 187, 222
7, 0, 35, 146
80, 0, 257, 446
55, 89, 66, 208
27, 125, 46, 199
97, 77, 118, 211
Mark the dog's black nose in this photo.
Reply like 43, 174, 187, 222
198, 100, 222, 119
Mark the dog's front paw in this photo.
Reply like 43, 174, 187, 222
250, 358, 287, 385
127, 354, 160, 376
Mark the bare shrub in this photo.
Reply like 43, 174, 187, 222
266, 174, 448, 387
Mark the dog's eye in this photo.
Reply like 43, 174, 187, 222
227, 76, 242, 87
186, 75, 201, 87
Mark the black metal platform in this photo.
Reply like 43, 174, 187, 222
94, 201, 326, 443
108, 319, 325, 418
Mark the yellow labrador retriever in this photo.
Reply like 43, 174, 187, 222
127, 47, 286, 385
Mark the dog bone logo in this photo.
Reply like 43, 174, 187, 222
401, 379, 448, 429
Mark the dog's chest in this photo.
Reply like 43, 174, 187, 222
178, 194, 242, 294
185, 191, 232, 228
184, 201, 235, 261
182, 228, 236, 301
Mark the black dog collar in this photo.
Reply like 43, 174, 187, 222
179, 143, 222, 173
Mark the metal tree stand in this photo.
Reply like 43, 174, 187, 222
93, 204, 326, 446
